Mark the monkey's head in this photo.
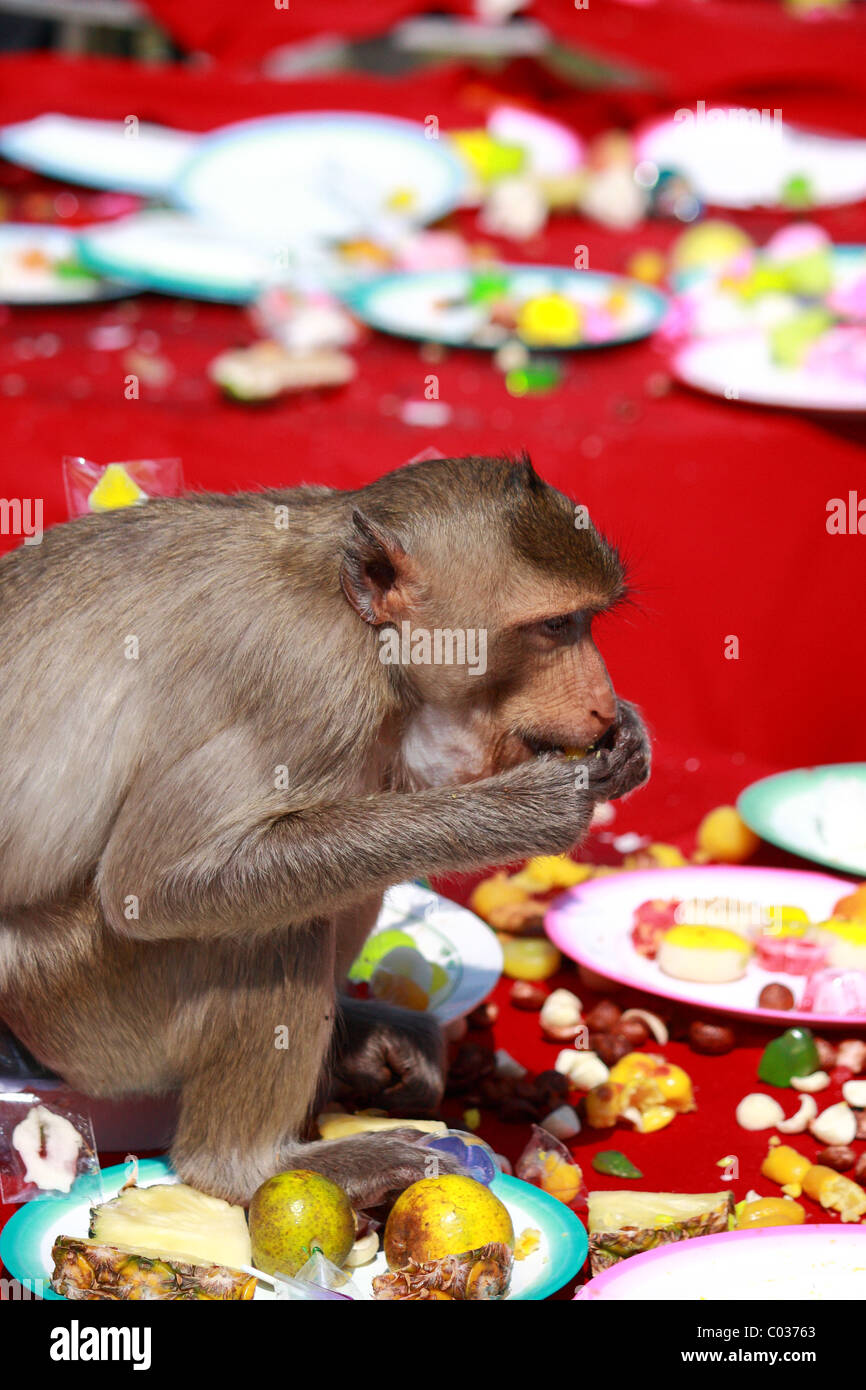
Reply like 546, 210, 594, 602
340, 454, 647, 790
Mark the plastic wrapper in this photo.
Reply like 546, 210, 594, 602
290, 1248, 361, 1300
0, 1092, 102, 1205
62, 455, 183, 519
516, 1124, 586, 1213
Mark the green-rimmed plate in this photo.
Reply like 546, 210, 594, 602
0, 1157, 587, 1301
739, 764, 866, 878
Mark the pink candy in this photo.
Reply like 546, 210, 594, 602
756, 934, 826, 976
801, 968, 866, 1017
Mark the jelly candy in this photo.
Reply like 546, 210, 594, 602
591, 1150, 643, 1179
515, 293, 582, 347
87, 463, 148, 512
499, 935, 560, 980
757, 1027, 820, 1087
516, 1125, 585, 1209
466, 270, 512, 306
422, 1131, 499, 1187
505, 363, 562, 396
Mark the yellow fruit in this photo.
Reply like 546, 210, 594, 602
670, 220, 753, 273
383, 1175, 514, 1270
539, 1151, 583, 1205
627, 248, 666, 284
737, 1197, 805, 1229
697, 806, 759, 863
469, 873, 528, 923
370, 971, 429, 1011
761, 1145, 812, 1188
510, 856, 592, 892
802, 1166, 866, 1221
635, 1104, 676, 1134
499, 934, 560, 980
249, 1170, 355, 1277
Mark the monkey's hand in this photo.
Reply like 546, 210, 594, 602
331, 997, 445, 1115
286, 1129, 466, 1208
583, 698, 651, 803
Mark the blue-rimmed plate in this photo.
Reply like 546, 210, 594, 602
172, 112, 468, 247
345, 265, 667, 349
0, 114, 196, 197
1, 1157, 587, 1301
739, 764, 866, 878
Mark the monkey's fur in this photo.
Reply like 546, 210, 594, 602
0, 455, 649, 1205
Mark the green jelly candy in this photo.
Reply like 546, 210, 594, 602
467, 271, 511, 306
780, 173, 814, 209
505, 363, 561, 397
592, 1150, 643, 1179
757, 1027, 820, 1087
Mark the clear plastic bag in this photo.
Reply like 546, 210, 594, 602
62, 455, 183, 518
0, 1092, 102, 1205
516, 1124, 586, 1213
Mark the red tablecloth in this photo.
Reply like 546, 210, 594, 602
0, 54, 864, 1300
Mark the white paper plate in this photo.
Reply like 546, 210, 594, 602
0, 1157, 587, 1301
0, 223, 135, 304
173, 112, 468, 246
672, 331, 866, 411
637, 111, 866, 209
545, 865, 860, 1026
0, 114, 196, 197
577, 1225, 866, 1300
739, 764, 866, 878
347, 265, 667, 349
76, 210, 281, 302
365, 881, 503, 1024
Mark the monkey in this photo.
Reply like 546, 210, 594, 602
0, 454, 649, 1206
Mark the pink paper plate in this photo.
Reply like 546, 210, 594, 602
545, 864, 862, 1026
576, 1224, 866, 1300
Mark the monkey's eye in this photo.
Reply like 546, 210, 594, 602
538, 612, 587, 641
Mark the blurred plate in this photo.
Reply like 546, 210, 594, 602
1, 1156, 587, 1301
671, 331, 866, 411
637, 111, 866, 209
360, 881, 503, 1023
76, 210, 279, 303
576, 1225, 866, 1300
545, 865, 860, 1026
739, 765, 866, 878
173, 113, 467, 245
0, 114, 196, 197
0, 223, 135, 304
346, 265, 667, 348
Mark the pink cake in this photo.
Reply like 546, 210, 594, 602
755, 934, 826, 977
801, 968, 866, 1017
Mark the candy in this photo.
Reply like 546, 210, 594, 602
466, 270, 512, 306
755, 935, 825, 976
696, 805, 759, 862
499, 935, 561, 981
757, 1027, 820, 1086
800, 968, 866, 1016
780, 173, 815, 209
449, 130, 525, 186
626, 248, 666, 285
670, 220, 753, 275
592, 1150, 643, 1179
87, 463, 148, 513
505, 363, 562, 397
515, 293, 582, 347
769, 307, 833, 368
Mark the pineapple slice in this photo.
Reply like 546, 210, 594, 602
89, 1183, 251, 1270
51, 1236, 256, 1301
587, 1191, 735, 1274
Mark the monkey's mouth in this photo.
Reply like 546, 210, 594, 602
521, 729, 609, 758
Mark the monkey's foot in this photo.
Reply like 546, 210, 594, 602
284, 1129, 465, 1208
331, 996, 446, 1115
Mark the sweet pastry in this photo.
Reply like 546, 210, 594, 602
658, 924, 751, 983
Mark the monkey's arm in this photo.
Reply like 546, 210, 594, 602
97, 705, 648, 941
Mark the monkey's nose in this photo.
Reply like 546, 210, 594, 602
587, 703, 616, 738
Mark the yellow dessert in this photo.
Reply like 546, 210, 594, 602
658, 924, 752, 983
87, 463, 148, 512
810, 919, 866, 970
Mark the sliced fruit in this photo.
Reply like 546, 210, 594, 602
89, 1182, 250, 1270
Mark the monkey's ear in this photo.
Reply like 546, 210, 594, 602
340, 510, 418, 626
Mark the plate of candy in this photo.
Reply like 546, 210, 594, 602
636, 110, 866, 210
0, 224, 136, 304
545, 865, 866, 1026
671, 327, 866, 411
739, 765, 866, 879
345, 265, 667, 349
347, 881, 503, 1024
1, 1154, 587, 1301
172, 112, 468, 247
576, 1224, 866, 1300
